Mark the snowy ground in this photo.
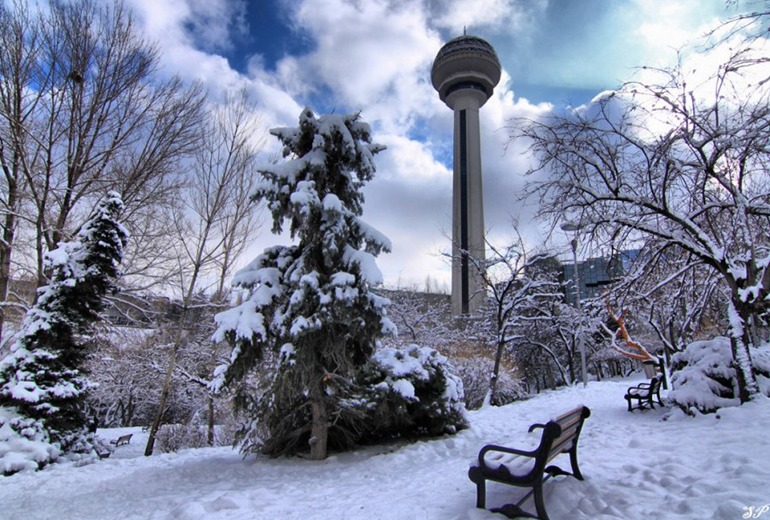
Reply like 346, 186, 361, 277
2, 376, 768, 520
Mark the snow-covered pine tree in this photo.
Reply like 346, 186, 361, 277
0, 192, 128, 474
212, 108, 395, 460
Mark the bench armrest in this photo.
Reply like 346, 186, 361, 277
528, 422, 547, 433
478, 443, 537, 469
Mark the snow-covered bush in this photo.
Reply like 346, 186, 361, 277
156, 424, 208, 453
668, 337, 770, 414
452, 355, 526, 409
0, 408, 59, 475
356, 345, 468, 441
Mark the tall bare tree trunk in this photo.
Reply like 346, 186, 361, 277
207, 395, 215, 446
0, 184, 18, 340
143, 88, 261, 456
144, 324, 184, 456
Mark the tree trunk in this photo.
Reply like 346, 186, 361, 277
308, 379, 328, 460
144, 333, 182, 456
489, 339, 504, 405
0, 182, 18, 341
728, 300, 760, 403
207, 395, 215, 446
126, 393, 134, 427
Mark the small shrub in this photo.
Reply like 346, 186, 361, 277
212, 421, 239, 448
451, 355, 526, 409
356, 344, 468, 441
669, 337, 770, 414
0, 410, 59, 475
156, 424, 207, 453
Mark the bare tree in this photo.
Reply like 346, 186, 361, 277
383, 288, 452, 348
607, 242, 724, 367
0, 0, 206, 340
473, 235, 563, 404
515, 30, 770, 402
144, 90, 264, 456
0, 0, 40, 336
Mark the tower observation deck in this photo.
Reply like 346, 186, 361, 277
431, 35, 501, 315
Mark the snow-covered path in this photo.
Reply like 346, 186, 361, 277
2, 378, 768, 520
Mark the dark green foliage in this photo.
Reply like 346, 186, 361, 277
355, 345, 468, 441
0, 192, 127, 462
212, 110, 394, 459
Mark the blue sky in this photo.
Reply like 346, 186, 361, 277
125, 0, 750, 291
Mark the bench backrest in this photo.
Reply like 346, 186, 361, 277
537, 406, 591, 468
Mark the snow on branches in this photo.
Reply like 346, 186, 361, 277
211, 109, 394, 459
0, 192, 127, 474
669, 337, 770, 415
518, 31, 770, 402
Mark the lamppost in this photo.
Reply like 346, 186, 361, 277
561, 221, 588, 387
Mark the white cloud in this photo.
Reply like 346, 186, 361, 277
428, 0, 546, 35
123, 0, 757, 292
126, 0, 242, 89
277, 0, 443, 129
127, 0, 247, 53
629, 0, 725, 69
184, 0, 248, 53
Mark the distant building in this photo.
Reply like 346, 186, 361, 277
561, 249, 639, 305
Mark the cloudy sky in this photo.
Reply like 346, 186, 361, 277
124, 0, 747, 291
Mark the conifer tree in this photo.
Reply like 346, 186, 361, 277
0, 192, 128, 473
212, 109, 394, 460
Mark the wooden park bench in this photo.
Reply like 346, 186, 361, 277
468, 406, 591, 520
110, 433, 133, 446
95, 448, 111, 460
624, 376, 663, 412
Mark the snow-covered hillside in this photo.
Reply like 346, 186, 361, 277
2, 377, 768, 520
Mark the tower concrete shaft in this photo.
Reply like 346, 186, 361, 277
431, 34, 501, 315
451, 97, 486, 315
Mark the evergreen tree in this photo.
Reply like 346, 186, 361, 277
0, 192, 128, 473
212, 109, 394, 460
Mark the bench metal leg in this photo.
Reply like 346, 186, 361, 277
475, 479, 486, 508
533, 482, 549, 520
468, 467, 487, 508
570, 447, 584, 481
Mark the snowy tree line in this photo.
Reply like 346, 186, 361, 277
0, 0, 262, 345
512, 9, 770, 408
